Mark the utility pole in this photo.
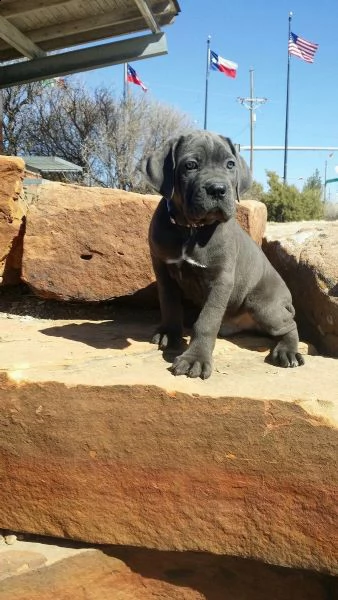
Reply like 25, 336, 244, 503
237, 68, 267, 176
323, 152, 334, 203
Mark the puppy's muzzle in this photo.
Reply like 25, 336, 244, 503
205, 182, 227, 200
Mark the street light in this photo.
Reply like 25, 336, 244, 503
324, 152, 334, 202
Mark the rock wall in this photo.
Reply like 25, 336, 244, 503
0, 156, 26, 285
0, 158, 267, 302
20, 182, 267, 302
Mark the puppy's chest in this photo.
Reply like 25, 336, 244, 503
165, 240, 211, 303
165, 242, 207, 269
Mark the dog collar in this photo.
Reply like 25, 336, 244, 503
166, 198, 177, 225
166, 198, 205, 229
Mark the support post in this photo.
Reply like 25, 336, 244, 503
283, 11, 293, 184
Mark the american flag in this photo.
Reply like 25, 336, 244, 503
288, 32, 319, 63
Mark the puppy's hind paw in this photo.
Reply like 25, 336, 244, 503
269, 345, 305, 368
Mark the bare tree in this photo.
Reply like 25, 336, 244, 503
90, 89, 193, 191
24, 80, 99, 182
2, 82, 43, 155
2, 78, 193, 189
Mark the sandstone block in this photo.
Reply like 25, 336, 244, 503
263, 221, 338, 357
21, 183, 267, 302
22, 183, 158, 302
0, 545, 335, 600
236, 199, 267, 246
0, 156, 26, 285
0, 312, 337, 574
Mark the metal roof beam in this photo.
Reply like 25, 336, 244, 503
133, 0, 161, 33
0, 15, 45, 58
0, 32, 167, 88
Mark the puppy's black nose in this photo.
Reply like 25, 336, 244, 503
206, 183, 226, 199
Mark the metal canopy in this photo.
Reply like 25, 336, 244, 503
23, 156, 83, 173
0, 0, 180, 87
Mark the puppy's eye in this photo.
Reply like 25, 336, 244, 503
185, 160, 198, 171
226, 160, 236, 170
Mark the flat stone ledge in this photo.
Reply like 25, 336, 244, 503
0, 312, 337, 574
0, 535, 336, 599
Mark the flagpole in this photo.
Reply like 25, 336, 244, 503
283, 11, 293, 184
123, 63, 128, 102
203, 35, 211, 130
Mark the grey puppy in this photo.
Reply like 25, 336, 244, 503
141, 130, 304, 379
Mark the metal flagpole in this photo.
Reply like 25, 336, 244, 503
283, 11, 293, 184
122, 63, 129, 190
203, 35, 211, 130
123, 63, 128, 102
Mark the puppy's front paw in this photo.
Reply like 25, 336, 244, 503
171, 351, 213, 379
269, 341, 305, 368
151, 329, 183, 350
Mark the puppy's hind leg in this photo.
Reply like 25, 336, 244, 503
249, 301, 304, 368
269, 328, 305, 368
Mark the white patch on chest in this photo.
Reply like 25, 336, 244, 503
166, 246, 207, 268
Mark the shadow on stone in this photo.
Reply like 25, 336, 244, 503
104, 546, 338, 600
39, 320, 152, 350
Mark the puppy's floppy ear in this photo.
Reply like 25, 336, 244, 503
219, 135, 252, 201
139, 137, 179, 199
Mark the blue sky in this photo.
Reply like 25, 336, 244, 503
81, 0, 338, 197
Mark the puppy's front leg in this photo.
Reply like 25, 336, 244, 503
151, 257, 184, 350
172, 273, 233, 379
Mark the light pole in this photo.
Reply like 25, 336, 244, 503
324, 152, 334, 203
237, 68, 267, 177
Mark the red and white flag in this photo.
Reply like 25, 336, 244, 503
210, 50, 238, 78
127, 64, 148, 91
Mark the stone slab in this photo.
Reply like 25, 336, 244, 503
0, 311, 337, 574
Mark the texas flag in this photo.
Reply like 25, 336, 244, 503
127, 64, 148, 92
210, 50, 238, 78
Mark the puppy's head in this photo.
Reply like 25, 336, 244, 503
140, 131, 251, 226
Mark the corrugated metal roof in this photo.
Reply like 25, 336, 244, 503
22, 156, 83, 173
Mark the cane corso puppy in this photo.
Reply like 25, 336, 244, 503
141, 130, 304, 379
